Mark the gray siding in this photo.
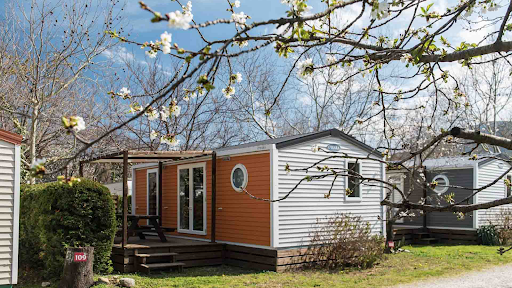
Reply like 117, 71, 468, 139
393, 168, 474, 229
425, 169, 474, 228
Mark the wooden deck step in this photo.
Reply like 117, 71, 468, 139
136, 252, 178, 258
139, 262, 185, 273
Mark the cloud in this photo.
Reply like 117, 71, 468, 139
102, 47, 135, 63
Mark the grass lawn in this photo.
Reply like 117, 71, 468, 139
19, 245, 512, 288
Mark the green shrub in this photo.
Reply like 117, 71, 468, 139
307, 213, 384, 270
477, 225, 500, 245
20, 179, 117, 279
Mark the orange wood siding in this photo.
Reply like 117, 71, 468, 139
216, 153, 271, 246
133, 152, 271, 247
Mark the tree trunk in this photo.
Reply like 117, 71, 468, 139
385, 208, 395, 253
59, 247, 94, 288
28, 104, 39, 184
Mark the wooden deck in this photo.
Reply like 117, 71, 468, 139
112, 236, 224, 272
111, 235, 315, 272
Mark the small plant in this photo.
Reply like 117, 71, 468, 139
495, 208, 512, 245
477, 225, 500, 246
306, 213, 384, 270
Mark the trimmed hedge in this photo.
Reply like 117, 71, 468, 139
20, 179, 116, 279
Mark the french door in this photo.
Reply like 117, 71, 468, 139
147, 169, 159, 219
177, 163, 206, 235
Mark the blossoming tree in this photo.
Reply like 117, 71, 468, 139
27, 0, 512, 246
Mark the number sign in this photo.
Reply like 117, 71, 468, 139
74, 252, 87, 262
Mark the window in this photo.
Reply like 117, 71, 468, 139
432, 174, 449, 194
507, 175, 512, 198
347, 162, 361, 198
231, 164, 248, 192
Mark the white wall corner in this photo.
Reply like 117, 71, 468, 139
270, 144, 279, 248
473, 163, 478, 229
12, 145, 20, 284
381, 162, 387, 237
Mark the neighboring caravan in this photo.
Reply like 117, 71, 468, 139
0, 129, 21, 287
131, 129, 386, 249
388, 154, 512, 230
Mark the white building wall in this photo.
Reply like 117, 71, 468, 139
477, 159, 512, 227
276, 136, 384, 248
0, 140, 17, 285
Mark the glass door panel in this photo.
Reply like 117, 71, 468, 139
179, 168, 190, 230
192, 167, 204, 231
147, 171, 158, 216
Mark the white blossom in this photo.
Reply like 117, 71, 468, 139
297, 58, 314, 79
222, 86, 235, 98
129, 103, 143, 114
160, 106, 170, 122
230, 72, 243, 84
160, 31, 172, 45
162, 44, 171, 54
73, 116, 86, 132
488, 4, 502, 11
150, 130, 158, 140
190, 92, 197, 99
183, 95, 190, 102
371, 1, 389, 19
161, 135, 180, 147
234, 0, 240, 8
170, 102, 181, 116
311, 144, 319, 153
464, 8, 473, 17
145, 107, 159, 121
400, 53, 412, 63
167, 3, 193, 30
146, 50, 157, 58
235, 40, 248, 48
231, 12, 248, 28
119, 87, 131, 98
326, 55, 337, 65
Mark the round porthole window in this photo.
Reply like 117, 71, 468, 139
432, 174, 449, 194
231, 164, 248, 192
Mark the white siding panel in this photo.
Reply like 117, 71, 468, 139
478, 160, 512, 227
0, 140, 15, 284
276, 136, 384, 247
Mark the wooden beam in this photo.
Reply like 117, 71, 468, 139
122, 151, 129, 248
158, 161, 163, 225
211, 151, 217, 243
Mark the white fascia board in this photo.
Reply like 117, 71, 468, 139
216, 144, 272, 157
132, 163, 159, 170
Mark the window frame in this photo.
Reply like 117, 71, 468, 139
345, 160, 363, 201
231, 163, 249, 192
432, 174, 449, 195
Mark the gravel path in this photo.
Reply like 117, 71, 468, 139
394, 263, 512, 288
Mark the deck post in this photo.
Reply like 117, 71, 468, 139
211, 151, 217, 243
122, 151, 129, 248
158, 161, 163, 224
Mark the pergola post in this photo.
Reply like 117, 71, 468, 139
211, 151, 217, 243
158, 161, 163, 224
122, 151, 129, 248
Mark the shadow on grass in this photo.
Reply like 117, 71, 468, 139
112, 264, 270, 280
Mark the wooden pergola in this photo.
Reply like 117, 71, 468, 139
78, 150, 216, 248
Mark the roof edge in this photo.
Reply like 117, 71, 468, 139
275, 128, 382, 157
0, 129, 22, 145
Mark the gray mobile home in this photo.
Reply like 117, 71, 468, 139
388, 155, 512, 230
